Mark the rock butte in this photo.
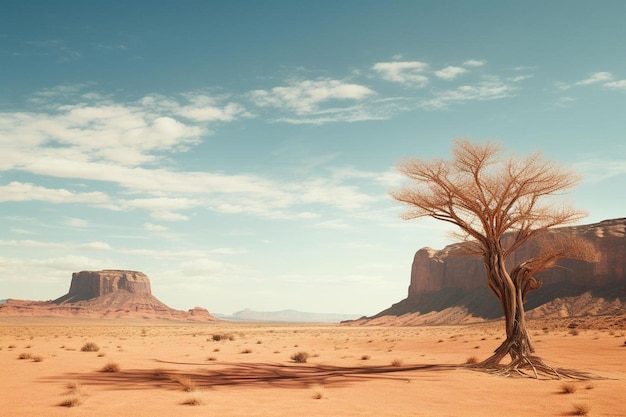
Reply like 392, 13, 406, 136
0, 269, 215, 321
350, 217, 626, 325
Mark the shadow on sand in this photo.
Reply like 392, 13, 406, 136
45, 361, 462, 391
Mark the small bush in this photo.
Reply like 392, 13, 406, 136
100, 362, 120, 373
291, 351, 310, 363
569, 329, 580, 336
572, 402, 591, 416
560, 382, 578, 394
32, 355, 44, 362
312, 391, 324, 399
212, 333, 234, 341
391, 358, 403, 367
240, 348, 253, 354
361, 355, 371, 360
58, 396, 83, 407
465, 356, 479, 365
81, 342, 100, 352
182, 392, 204, 406
18, 352, 33, 360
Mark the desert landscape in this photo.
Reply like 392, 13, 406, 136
2, 316, 626, 417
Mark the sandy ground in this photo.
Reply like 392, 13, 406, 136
1, 317, 625, 417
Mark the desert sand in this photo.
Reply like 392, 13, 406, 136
2, 316, 625, 417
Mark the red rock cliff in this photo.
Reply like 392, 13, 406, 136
62, 270, 152, 302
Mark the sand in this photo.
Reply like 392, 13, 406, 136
1, 316, 625, 417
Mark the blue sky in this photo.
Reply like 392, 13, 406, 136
1, 1, 625, 316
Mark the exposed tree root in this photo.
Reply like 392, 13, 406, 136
469, 355, 597, 380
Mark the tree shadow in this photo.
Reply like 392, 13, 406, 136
44, 360, 460, 391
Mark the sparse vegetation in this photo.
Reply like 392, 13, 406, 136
100, 361, 120, 373
240, 348, 253, 354
18, 352, 33, 360
361, 354, 371, 360
465, 356, 479, 365
182, 392, 204, 406
59, 382, 86, 407
391, 358, 403, 367
81, 342, 100, 352
290, 351, 310, 363
560, 382, 578, 394
572, 402, 591, 416
212, 333, 234, 341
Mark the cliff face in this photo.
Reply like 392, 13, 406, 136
372, 218, 626, 323
0, 270, 216, 321
58, 270, 152, 303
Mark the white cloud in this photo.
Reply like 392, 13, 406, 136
372, 61, 429, 86
574, 72, 613, 86
0, 182, 109, 204
312, 219, 351, 229
463, 59, 485, 67
249, 79, 375, 114
421, 77, 517, 109
434, 66, 467, 80
78, 241, 112, 251
65, 217, 88, 227
150, 211, 190, 221
604, 80, 626, 90
144, 222, 168, 231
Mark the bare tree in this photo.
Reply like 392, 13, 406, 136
392, 139, 596, 378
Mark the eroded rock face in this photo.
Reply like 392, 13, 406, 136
60, 270, 152, 302
0, 270, 216, 321
375, 218, 626, 321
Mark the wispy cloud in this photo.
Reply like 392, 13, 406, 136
372, 61, 429, 86
0, 182, 109, 204
574, 71, 613, 86
420, 76, 517, 109
434, 66, 467, 80
604, 79, 626, 90
463, 59, 485, 67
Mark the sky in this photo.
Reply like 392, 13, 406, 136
1, 1, 625, 316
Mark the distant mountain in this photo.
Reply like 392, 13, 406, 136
0, 299, 6, 305
216, 309, 362, 323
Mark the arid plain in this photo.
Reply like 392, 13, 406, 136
2, 316, 625, 417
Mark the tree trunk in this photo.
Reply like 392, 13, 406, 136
477, 252, 562, 378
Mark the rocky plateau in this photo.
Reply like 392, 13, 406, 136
0, 270, 215, 321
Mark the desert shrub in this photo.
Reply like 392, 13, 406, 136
560, 382, 578, 394
291, 351, 310, 363
58, 396, 83, 407
391, 358, 403, 367
100, 362, 120, 373
312, 391, 324, 399
465, 356, 479, 365
211, 333, 234, 341
207, 356, 217, 361
18, 352, 33, 360
361, 355, 371, 360
240, 348, 253, 354
569, 328, 580, 336
182, 392, 204, 406
32, 355, 44, 362
572, 403, 591, 416
81, 342, 100, 352
8, 344, 16, 349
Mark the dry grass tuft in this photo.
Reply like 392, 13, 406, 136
58, 396, 83, 407
81, 342, 100, 352
560, 382, 578, 394
391, 358, 403, 367
100, 361, 120, 373
572, 402, 591, 416
465, 356, 479, 365
59, 381, 86, 407
181, 391, 204, 406
291, 351, 310, 363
